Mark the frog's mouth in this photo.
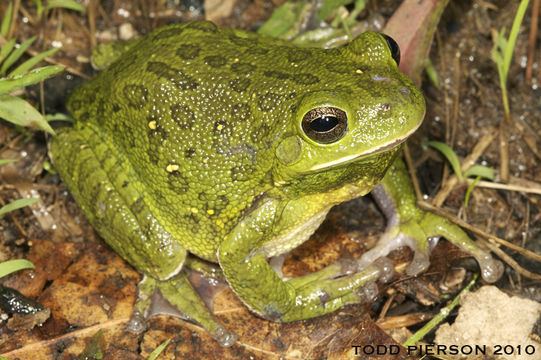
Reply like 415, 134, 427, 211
309, 124, 419, 172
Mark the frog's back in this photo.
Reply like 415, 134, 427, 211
66, 21, 328, 260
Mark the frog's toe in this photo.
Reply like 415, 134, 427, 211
126, 309, 146, 334
358, 229, 432, 277
476, 252, 504, 283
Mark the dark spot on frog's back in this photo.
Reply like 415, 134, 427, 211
171, 103, 196, 130
230, 165, 253, 182
291, 73, 319, 85
95, 98, 107, 125
231, 62, 256, 75
153, 26, 185, 41
146, 61, 198, 90
228, 34, 255, 48
326, 61, 352, 74
263, 71, 289, 80
247, 46, 268, 56
229, 78, 250, 93
186, 21, 218, 33
183, 214, 200, 234
204, 55, 227, 68
176, 44, 200, 60
286, 48, 311, 62
147, 126, 168, 165
130, 197, 146, 217
168, 170, 189, 193
185, 148, 196, 159
215, 195, 229, 211
123, 84, 148, 109
251, 124, 270, 144
230, 103, 251, 123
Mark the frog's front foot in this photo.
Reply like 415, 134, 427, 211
364, 184, 504, 283
126, 273, 237, 347
277, 257, 394, 321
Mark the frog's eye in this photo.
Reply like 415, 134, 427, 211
381, 34, 400, 66
301, 107, 348, 144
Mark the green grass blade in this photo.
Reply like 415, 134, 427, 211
0, 38, 16, 64
426, 140, 464, 181
1, 36, 37, 75
0, 65, 64, 94
79, 330, 104, 359
0, 159, 17, 165
0, 259, 35, 278
424, 58, 440, 88
403, 274, 478, 347
46, 0, 86, 13
147, 338, 171, 360
0, 94, 55, 134
0, 197, 40, 217
464, 176, 481, 208
503, 0, 530, 76
9, 47, 59, 77
1, 2, 13, 38
464, 165, 494, 180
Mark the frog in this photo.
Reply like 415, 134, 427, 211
49, 20, 503, 346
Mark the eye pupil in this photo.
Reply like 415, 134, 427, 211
301, 107, 348, 144
381, 34, 401, 66
310, 116, 339, 132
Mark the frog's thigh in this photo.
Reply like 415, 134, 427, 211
50, 127, 186, 280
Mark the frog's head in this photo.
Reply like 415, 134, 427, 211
273, 31, 425, 194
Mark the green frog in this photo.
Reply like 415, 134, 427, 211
49, 21, 503, 346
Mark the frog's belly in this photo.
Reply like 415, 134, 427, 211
258, 208, 330, 258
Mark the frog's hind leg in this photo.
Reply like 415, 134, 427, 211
51, 127, 236, 345
129, 273, 237, 347
364, 158, 504, 282
50, 126, 187, 279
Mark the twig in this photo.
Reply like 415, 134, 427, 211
432, 127, 498, 206
451, 51, 460, 147
6, 0, 21, 40
526, 0, 539, 84
467, 178, 541, 195
418, 200, 541, 264
485, 242, 541, 280
403, 143, 423, 201
499, 121, 510, 182
88, 0, 97, 49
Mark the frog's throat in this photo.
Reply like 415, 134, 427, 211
309, 123, 420, 172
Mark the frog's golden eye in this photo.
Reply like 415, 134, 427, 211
381, 34, 401, 66
301, 107, 348, 144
